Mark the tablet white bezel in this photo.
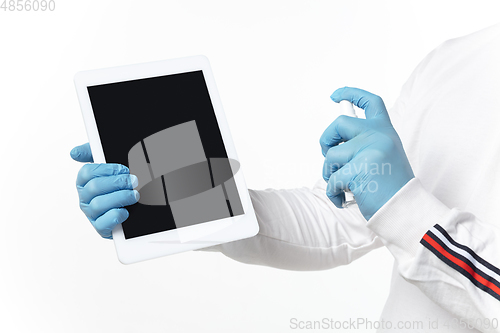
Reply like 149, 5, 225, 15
74, 56, 259, 264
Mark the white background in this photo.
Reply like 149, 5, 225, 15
0, 1, 498, 332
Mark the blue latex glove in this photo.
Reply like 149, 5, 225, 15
320, 87, 414, 220
70, 143, 140, 239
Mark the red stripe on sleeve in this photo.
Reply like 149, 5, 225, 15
422, 233, 500, 296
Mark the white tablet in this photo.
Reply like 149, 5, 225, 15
74, 56, 259, 264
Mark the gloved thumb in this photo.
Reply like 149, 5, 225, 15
70, 143, 94, 163
330, 87, 390, 121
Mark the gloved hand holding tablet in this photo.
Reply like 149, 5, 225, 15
71, 142, 140, 240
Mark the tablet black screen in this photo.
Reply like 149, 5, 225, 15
87, 70, 243, 239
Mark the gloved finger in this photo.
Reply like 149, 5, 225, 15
319, 115, 363, 156
326, 162, 355, 208
81, 189, 140, 221
76, 163, 130, 187
330, 87, 389, 121
90, 208, 130, 239
322, 141, 356, 182
70, 143, 94, 163
78, 174, 139, 204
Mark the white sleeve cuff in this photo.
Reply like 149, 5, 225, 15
366, 178, 450, 260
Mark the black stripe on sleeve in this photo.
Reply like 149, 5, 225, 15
434, 224, 500, 276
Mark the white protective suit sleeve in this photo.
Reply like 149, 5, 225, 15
207, 180, 383, 271
367, 178, 500, 332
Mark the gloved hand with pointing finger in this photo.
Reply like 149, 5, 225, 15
320, 87, 415, 221
70, 143, 140, 239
